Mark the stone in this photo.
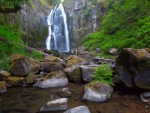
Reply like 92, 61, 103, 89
0, 81, 7, 93
57, 88, 72, 98
80, 65, 99, 82
109, 48, 118, 55
83, 82, 113, 102
4, 76, 24, 87
64, 106, 90, 113
95, 48, 100, 53
40, 98, 67, 111
63, 64, 82, 83
42, 62, 63, 73
26, 73, 43, 85
44, 55, 61, 62
115, 48, 150, 89
66, 55, 86, 67
78, 51, 95, 60
10, 54, 40, 77
33, 71, 68, 88
0, 70, 10, 81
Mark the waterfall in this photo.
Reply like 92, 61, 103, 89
46, 4, 70, 52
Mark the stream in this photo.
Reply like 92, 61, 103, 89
0, 83, 150, 113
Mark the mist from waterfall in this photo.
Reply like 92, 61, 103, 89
46, 4, 70, 53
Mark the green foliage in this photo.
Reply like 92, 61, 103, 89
0, 0, 25, 8
0, 51, 11, 71
31, 51, 43, 60
0, 25, 29, 71
91, 64, 114, 86
82, 0, 150, 54
0, 25, 23, 44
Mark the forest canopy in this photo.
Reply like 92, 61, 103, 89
82, 0, 150, 54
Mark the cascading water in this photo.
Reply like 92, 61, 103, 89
46, 4, 70, 52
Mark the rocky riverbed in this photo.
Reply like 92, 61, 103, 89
0, 82, 150, 113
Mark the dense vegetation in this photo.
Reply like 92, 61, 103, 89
0, 15, 42, 71
82, 0, 150, 55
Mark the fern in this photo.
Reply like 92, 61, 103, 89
91, 64, 114, 86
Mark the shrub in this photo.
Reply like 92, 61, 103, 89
91, 64, 114, 86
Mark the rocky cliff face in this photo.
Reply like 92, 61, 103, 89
20, 0, 51, 48
64, 0, 106, 48
0, 0, 51, 48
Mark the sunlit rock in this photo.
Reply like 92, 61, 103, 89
3, 76, 24, 87
83, 82, 113, 102
66, 55, 87, 68
64, 106, 90, 113
44, 55, 62, 62
33, 71, 68, 88
40, 98, 67, 111
0, 70, 10, 81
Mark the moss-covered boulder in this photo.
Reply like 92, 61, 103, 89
42, 62, 63, 73
0, 81, 7, 93
0, 70, 10, 81
10, 54, 40, 77
115, 48, 150, 89
4, 76, 24, 87
66, 55, 87, 68
64, 64, 82, 83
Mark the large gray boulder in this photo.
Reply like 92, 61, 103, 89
115, 48, 150, 89
33, 70, 68, 88
83, 82, 113, 102
40, 98, 68, 111
64, 106, 90, 113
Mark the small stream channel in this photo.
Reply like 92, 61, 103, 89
0, 83, 150, 113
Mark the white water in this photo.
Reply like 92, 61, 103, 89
46, 4, 70, 52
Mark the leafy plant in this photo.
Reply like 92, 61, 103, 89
31, 51, 43, 60
91, 64, 114, 86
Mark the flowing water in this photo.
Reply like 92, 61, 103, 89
0, 83, 149, 113
46, 4, 70, 53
